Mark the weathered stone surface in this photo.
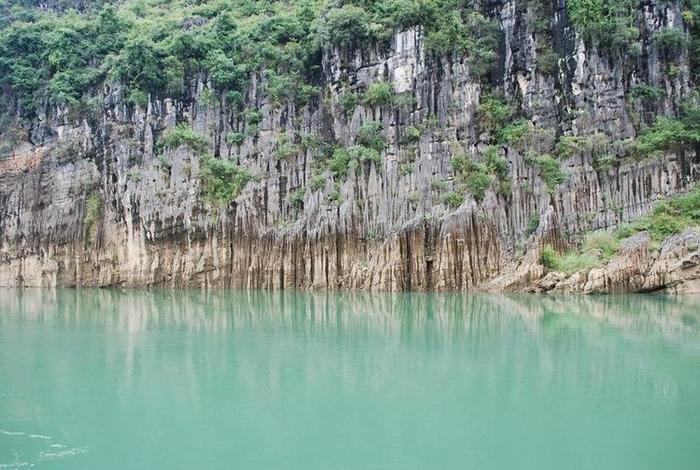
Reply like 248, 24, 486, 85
0, 1, 698, 292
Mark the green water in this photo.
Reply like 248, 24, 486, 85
1, 290, 699, 469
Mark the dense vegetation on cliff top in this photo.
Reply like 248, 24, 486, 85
0, 0, 699, 119
0, 0, 699, 210
0, 0, 502, 118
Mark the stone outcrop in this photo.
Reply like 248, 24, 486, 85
0, 1, 698, 292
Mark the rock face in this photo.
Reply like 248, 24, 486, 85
529, 229, 700, 294
0, 0, 698, 291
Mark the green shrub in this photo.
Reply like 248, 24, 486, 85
593, 154, 616, 171
535, 154, 565, 192
526, 214, 540, 236
363, 81, 395, 108
557, 252, 600, 274
349, 145, 382, 166
441, 191, 464, 209
583, 231, 620, 260
540, 245, 559, 269
338, 92, 359, 115
327, 183, 343, 205
160, 123, 209, 155
329, 148, 352, 180
425, 10, 499, 78
309, 173, 327, 191
400, 125, 422, 145
226, 132, 245, 148
465, 168, 492, 201
199, 156, 253, 206
629, 84, 665, 101
392, 92, 417, 109
400, 162, 415, 176
478, 94, 514, 130
614, 185, 700, 241
246, 109, 263, 125
497, 119, 530, 146
288, 187, 305, 209
653, 27, 687, 59
630, 115, 700, 157
566, 0, 639, 48
431, 177, 449, 191
356, 121, 386, 152
407, 191, 420, 205
316, 5, 371, 47
451, 151, 511, 201
275, 134, 299, 160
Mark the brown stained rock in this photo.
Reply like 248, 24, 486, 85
0, 5, 698, 292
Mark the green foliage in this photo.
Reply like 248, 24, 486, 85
400, 162, 415, 176
126, 167, 142, 183
407, 191, 420, 205
0, 0, 501, 122
478, 94, 514, 131
199, 155, 252, 206
309, 173, 327, 192
400, 125, 422, 145
630, 114, 700, 157
535, 154, 565, 192
329, 148, 352, 180
653, 27, 687, 59
85, 192, 102, 226
424, 10, 499, 78
356, 120, 386, 152
629, 84, 665, 101
431, 177, 449, 191
274, 133, 299, 160
160, 123, 209, 155
338, 91, 359, 115
363, 81, 395, 108
556, 252, 600, 274
540, 246, 559, 269
441, 191, 464, 209
583, 231, 620, 260
288, 187, 305, 209
315, 4, 371, 48
84, 191, 102, 242
465, 169, 492, 201
526, 214, 540, 236
615, 185, 700, 241
542, 230, 621, 274
593, 154, 616, 171
348, 145, 382, 166
327, 183, 343, 205
226, 132, 245, 148
565, 0, 640, 49
497, 119, 531, 146
451, 148, 510, 200
554, 132, 615, 170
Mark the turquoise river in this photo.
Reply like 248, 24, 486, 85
1, 290, 699, 469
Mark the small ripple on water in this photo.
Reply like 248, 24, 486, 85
38, 447, 88, 461
1, 429, 88, 465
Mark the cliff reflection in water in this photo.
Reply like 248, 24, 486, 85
1, 289, 700, 470
2, 289, 699, 344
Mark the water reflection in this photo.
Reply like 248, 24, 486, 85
1, 289, 698, 345
1, 289, 699, 469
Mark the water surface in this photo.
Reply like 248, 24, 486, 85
1, 290, 699, 469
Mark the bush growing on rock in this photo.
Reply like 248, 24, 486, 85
159, 124, 209, 156
356, 121, 386, 152
363, 81, 395, 108
199, 156, 252, 206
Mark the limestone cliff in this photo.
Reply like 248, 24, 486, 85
0, 0, 698, 291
